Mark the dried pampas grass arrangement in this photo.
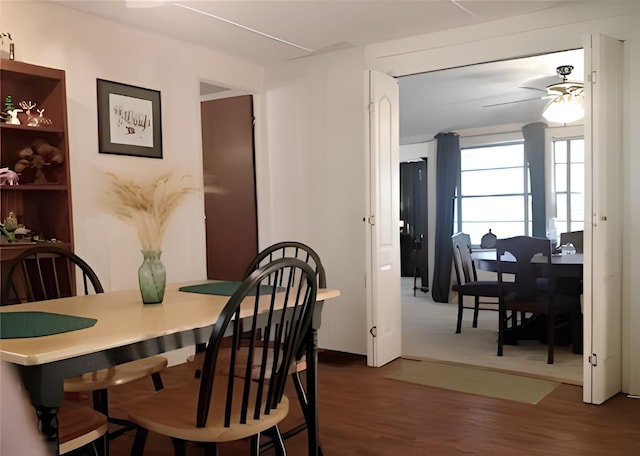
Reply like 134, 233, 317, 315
104, 171, 198, 251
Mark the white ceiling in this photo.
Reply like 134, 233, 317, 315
53, 0, 585, 143
399, 48, 584, 144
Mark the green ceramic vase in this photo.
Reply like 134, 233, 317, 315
138, 250, 166, 304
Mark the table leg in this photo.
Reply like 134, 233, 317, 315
306, 328, 319, 456
20, 366, 63, 456
36, 406, 60, 455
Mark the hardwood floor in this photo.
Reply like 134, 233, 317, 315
105, 352, 640, 456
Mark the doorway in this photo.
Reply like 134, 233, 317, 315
396, 49, 586, 382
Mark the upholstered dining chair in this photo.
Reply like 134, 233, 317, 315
1, 245, 168, 446
451, 232, 501, 333
127, 257, 319, 456
495, 236, 581, 364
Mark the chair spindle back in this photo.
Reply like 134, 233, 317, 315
196, 258, 318, 428
2, 246, 103, 305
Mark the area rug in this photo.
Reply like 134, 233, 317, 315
385, 359, 560, 404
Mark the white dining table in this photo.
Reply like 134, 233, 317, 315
0, 284, 340, 455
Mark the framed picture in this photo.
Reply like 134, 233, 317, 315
97, 79, 162, 158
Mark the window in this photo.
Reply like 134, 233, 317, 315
455, 142, 531, 244
552, 137, 584, 234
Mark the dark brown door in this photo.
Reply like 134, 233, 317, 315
201, 95, 257, 280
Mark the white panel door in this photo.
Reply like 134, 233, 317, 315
583, 34, 624, 404
366, 70, 401, 367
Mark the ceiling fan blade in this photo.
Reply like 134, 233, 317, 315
482, 96, 546, 108
519, 75, 563, 92
519, 86, 548, 93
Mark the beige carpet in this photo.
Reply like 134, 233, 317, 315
386, 358, 560, 404
402, 278, 583, 386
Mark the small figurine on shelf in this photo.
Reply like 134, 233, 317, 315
1, 95, 13, 122
36, 108, 52, 126
19, 101, 38, 126
0, 167, 19, 185
3, 211, 18, 232
17, 101, 51, 127
6, 107, 22, 124
2, 95, 20, 123
5, 96, 22, 124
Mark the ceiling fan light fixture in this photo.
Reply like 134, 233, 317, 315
542, 93, 584, 124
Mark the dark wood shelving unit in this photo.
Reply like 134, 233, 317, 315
1, 58, 74, 265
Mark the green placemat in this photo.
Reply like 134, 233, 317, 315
179, 281, 280, 296
0, 311, 97, 339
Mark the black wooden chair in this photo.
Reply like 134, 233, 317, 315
411, 239, 428, 296
1, 245, 168, 447
188, 242, 326, 453
451, 232, 501, 333
496, 236, 580, 364
558, 229, 584, 353
127, 257, 319, 456
243, 241, 326, 454
57, 400, 108, 455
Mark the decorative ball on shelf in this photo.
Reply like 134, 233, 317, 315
31, 138, 64, 164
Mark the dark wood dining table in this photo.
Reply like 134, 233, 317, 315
472, 250, 584, 278
0, 284, 340, 455
471, 249, 583, 350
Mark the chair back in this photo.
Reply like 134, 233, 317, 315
244, 241, 326, 288
560, 230, 584, 253
196, 257, 318, 428
451, 232, 477, 286
496, 236, 552, 299
2, 245, 103, 305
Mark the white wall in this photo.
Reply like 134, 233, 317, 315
0, 1, 263, 294
366, 0, 640, 394
257, 49, 368, 354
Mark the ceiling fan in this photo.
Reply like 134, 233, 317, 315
542, 65, 584, 98
483, 65, 584, 108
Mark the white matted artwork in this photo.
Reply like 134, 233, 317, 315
97, 79, 162, 158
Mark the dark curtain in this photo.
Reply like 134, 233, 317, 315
431, 132, 460, 303
522, 122, 547, 238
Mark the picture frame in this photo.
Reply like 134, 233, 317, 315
96, 79, 162, 158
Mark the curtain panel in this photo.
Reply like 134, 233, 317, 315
431, 132, 460, 303
522, 122, 547, 238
